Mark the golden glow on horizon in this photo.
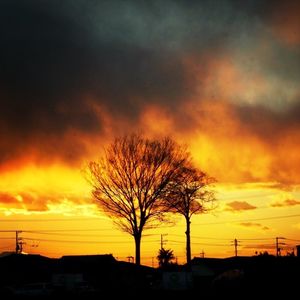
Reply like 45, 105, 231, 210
0, 0, 300, 267
1, 107, 300, 265
0, 166, 299, 266
0, 164, 89, 196
1, 115, 300, 266
1, 45, 300, 267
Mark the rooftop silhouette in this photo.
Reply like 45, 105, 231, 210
0, 253, 299, 298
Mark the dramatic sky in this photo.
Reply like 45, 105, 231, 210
0, 0, 300, 264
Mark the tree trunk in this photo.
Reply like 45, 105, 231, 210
134, 233, 141, 265
185, 217, 191, 265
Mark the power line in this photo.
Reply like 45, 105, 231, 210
0, 231, 296, 244
0, 217, 107, 222
167, 233, 278, 242
22, 232, 119, 237
238, 237, 274, 241
193, 242, 227, 247
192, 213, 300, 226
168, 239, 227, 247
169, 233, 230, 240
0, 229, 115, 233
21, 237, 160, 244
21, 231, 131, 238
285, 238, 300, 242
168, 239, 184, 244
191, 235, 232, 241
1, 213, 299, 227
22, 230, 155, 237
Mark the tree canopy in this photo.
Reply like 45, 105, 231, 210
86, 133, 189, 265
164, 165, 216, 264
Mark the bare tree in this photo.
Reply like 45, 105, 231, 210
164, 166, 216, 265
85, 134, 188, 265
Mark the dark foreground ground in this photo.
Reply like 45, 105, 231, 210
0, 253, 299, 298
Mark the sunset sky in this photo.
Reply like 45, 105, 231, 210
0, 0, 300, 266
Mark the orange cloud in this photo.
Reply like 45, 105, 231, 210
239, 222, 270, 231
139, 105, 175, 137
173, 55, 300, 185
0, 165, 92, 213
225, 201, 257, 212
0, 51, 299, 219
184, 102, 272, 183
0, 190, 90, 213
271, 199, 300, 208
0, 192, 18, 204
270, 1, 300, 46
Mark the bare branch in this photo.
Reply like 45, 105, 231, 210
85, 133, 189, 265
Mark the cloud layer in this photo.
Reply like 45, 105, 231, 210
271, 199, 300, 208
239, 222, 270, 231
225, 201, 257, 212
0, 0, 300, 187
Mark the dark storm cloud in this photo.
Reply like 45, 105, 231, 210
0, 0, 298, 166
0, 0, 194, 165
235, 99, 300, 141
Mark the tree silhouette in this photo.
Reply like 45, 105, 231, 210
86, 134, 188, 265
164, 166, 216, 265
157, 248, 175, 268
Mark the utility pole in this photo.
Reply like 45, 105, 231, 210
15, 231, 23, 254
232, 238, 239, 257
234, 239, 238, 257
276, 237, 286, 257
127, 256, 134, 263
160, 234, 168, 250
200, 250, 205, 258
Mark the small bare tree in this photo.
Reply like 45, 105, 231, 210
85, 134, 188, 265
164, 166, 216, 265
